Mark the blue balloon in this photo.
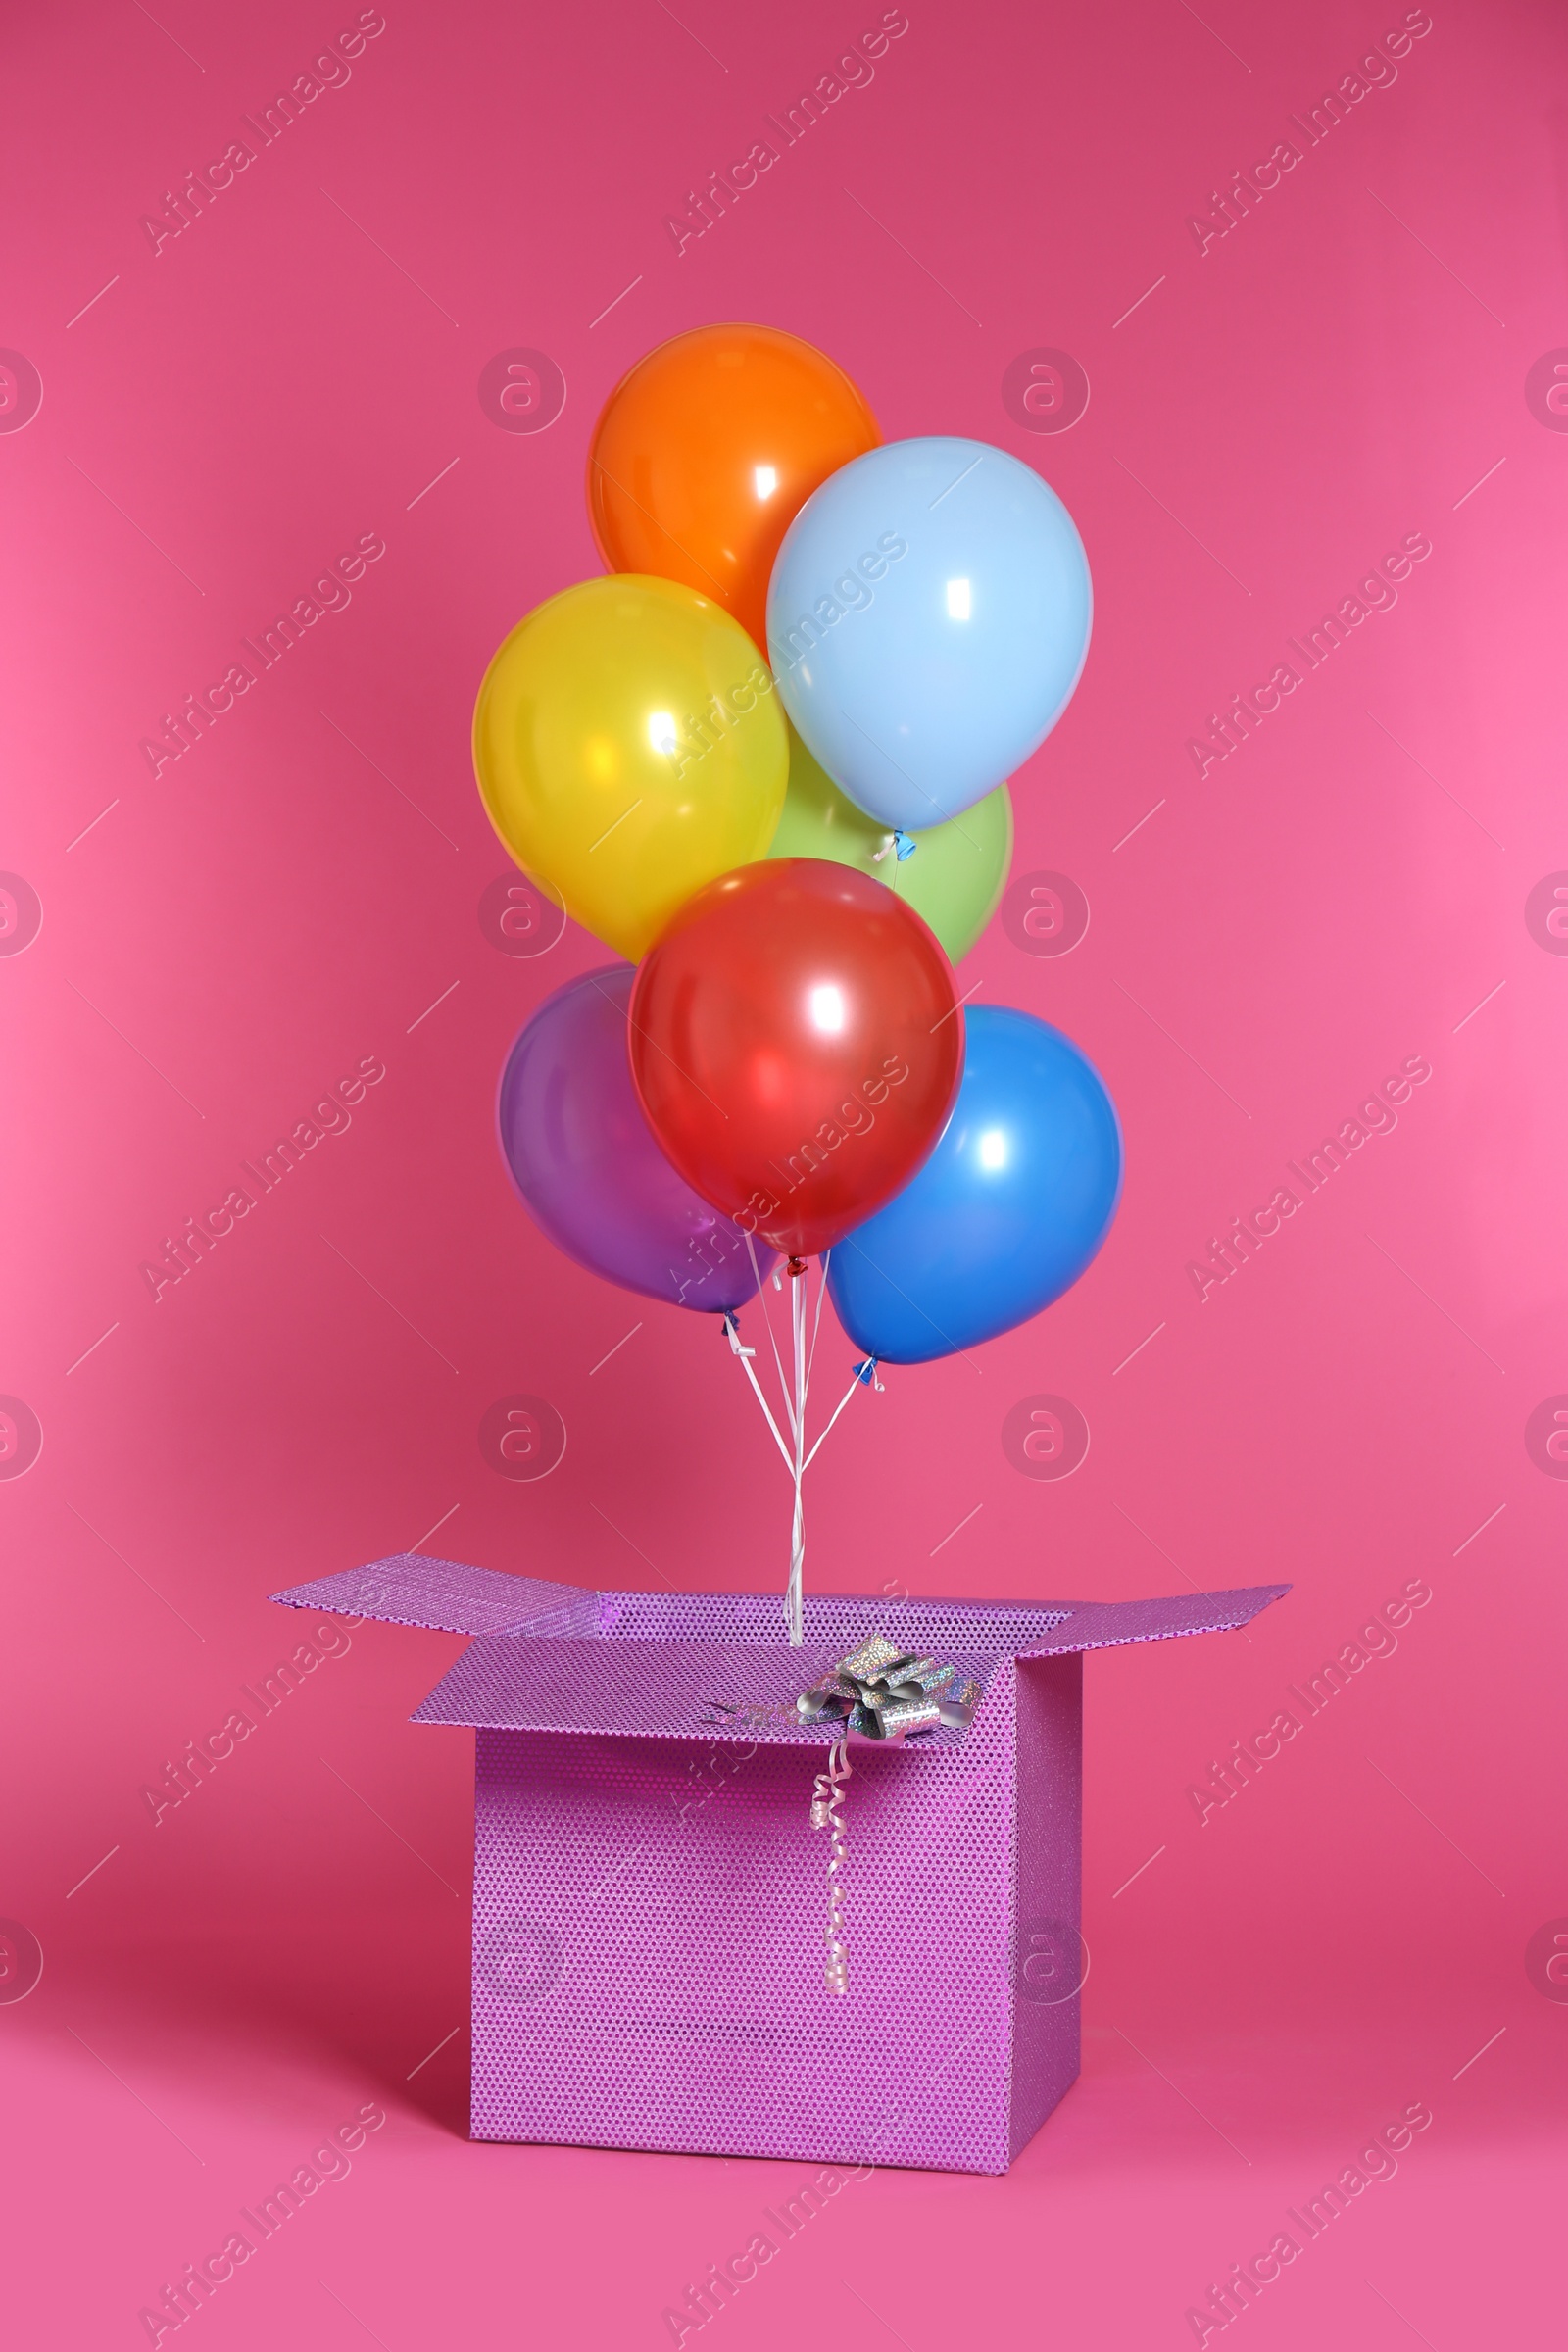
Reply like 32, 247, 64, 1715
826, 1006, 1121, 1364
766, 436, 1091, 832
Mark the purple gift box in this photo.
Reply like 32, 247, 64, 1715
273, 1555, 1286, 2175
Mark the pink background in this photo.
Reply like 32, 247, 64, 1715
3, 0, 1565, 2341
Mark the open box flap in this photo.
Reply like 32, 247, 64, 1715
270, 1553, 600, 1640
1018, 1585, 1289, 1657
410, 1635, 1000, 1747
269, 1560, 1290, 1735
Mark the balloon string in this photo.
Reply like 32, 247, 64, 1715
743, 1229, 797, 1441
723, 1315, 795, 1475
801, 1365, 870, 1472
786, 1260, 807, 1648
727, 1248, 880, 1644
797, 1254, 815, 1433
807, 1246, 831, 1389
723, 1311, 859, 1487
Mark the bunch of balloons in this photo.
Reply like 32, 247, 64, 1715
474, 323, 1122, 1638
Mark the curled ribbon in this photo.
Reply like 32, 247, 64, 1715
809, 1737, 852, 1995
796, 1636, 981, 1995
701, 1640, 982, 1995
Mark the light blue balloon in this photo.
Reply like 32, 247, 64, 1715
826, 1006, 1121, 1365
765, 437, 1091, 832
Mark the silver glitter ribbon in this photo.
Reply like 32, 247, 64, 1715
795, 1634, 981, 1741
795, 1636, 981, 1995
809, 1737, 853, 1996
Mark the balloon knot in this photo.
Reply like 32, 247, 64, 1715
854, 1356, 883, 1390
787, 1256, 808, 1279
893, 831, 917, 861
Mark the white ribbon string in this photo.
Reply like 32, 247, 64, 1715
743, 1229, 797, 1440
806, 1246, 831, 1387
724, 1316, 794, 1475
802, 1367, 867, 1472
725, 1247, 879, 1647
786, 1266, 807, 1647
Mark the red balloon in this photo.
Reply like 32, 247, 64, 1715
629, 861, 963, 1260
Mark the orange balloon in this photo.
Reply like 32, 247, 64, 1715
587, 323, 880, 651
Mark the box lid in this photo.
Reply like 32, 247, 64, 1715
272, 1556, 1288, 1746
272, 1551, 600, 1638
1016, 1588, 1284, 1656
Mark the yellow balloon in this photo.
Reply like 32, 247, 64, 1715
473, 575, 788, 959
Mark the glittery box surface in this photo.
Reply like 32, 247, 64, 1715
272, 1558, 1287, 2175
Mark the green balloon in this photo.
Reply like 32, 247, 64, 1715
766, 730, 1013, 960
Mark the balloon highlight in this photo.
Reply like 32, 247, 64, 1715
827, 1006, 1122, 1363
629, 859, 963, 1261
589, 322, 879, 650
473, 575, 787, 960
767, 435, 1091, 830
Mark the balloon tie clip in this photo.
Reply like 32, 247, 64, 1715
870, 830, 918, 865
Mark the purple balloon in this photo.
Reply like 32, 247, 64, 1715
498, 964, 774, 1312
